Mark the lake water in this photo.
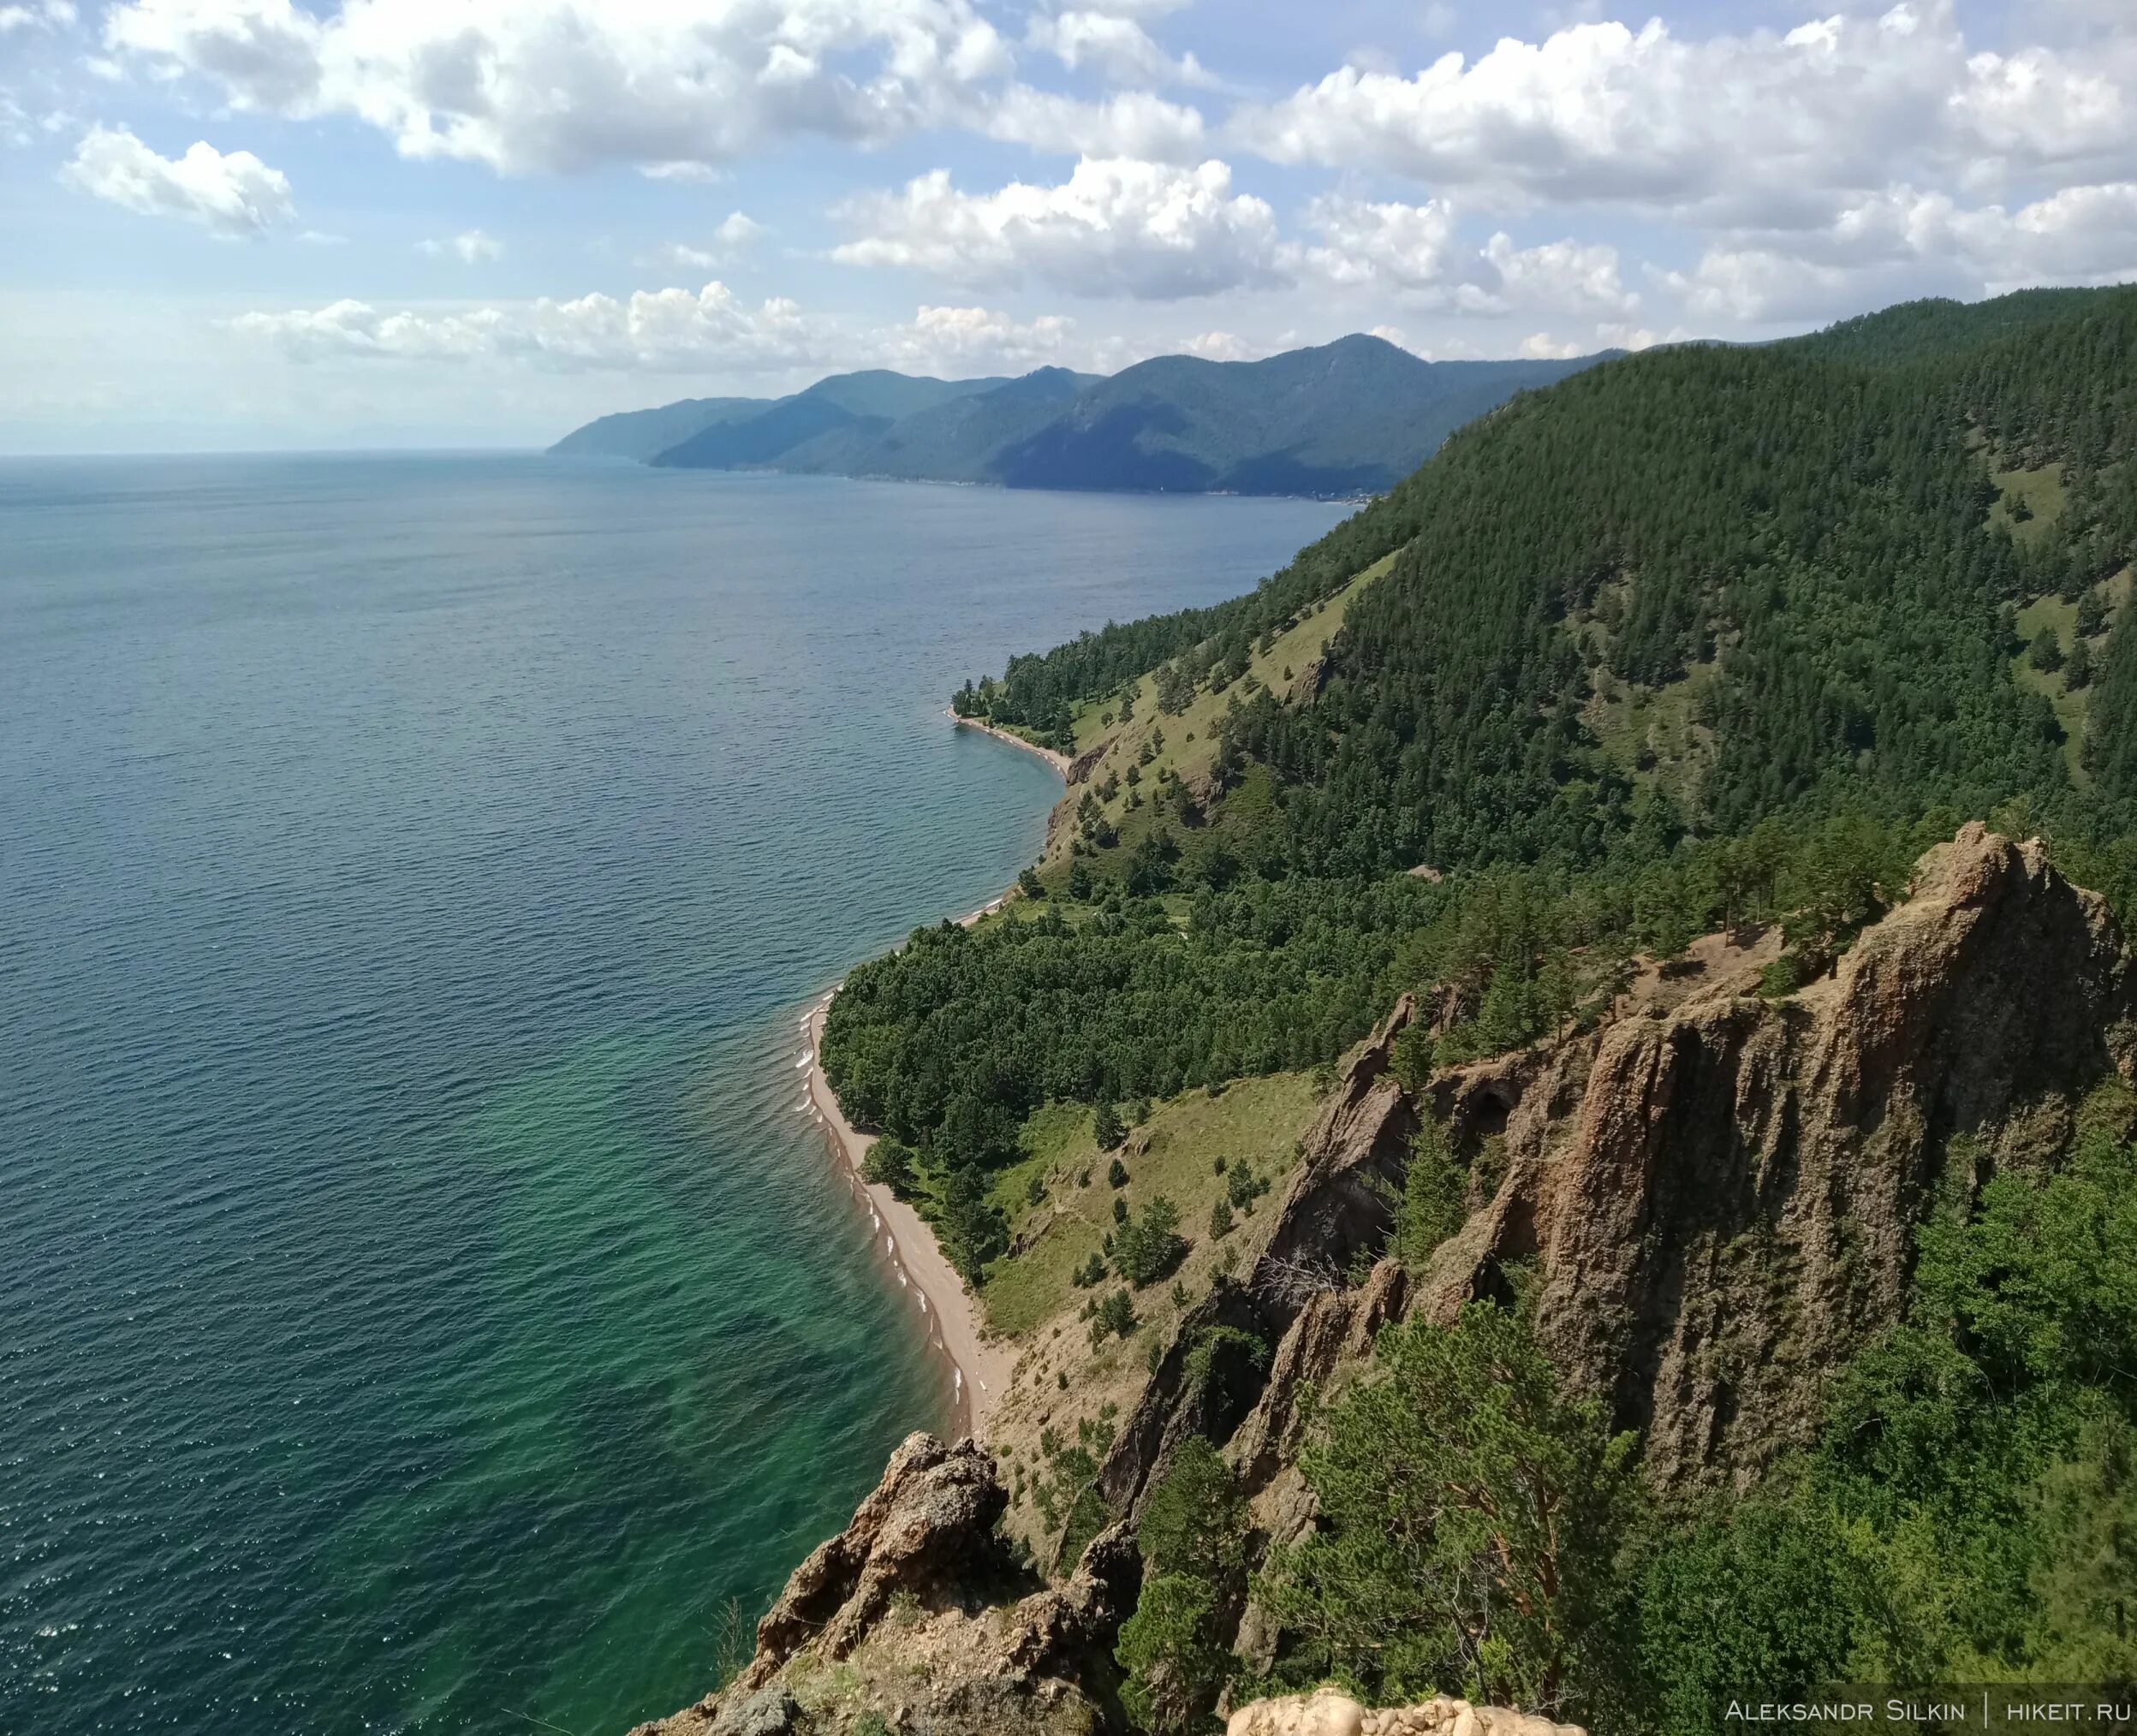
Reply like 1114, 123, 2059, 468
0, 455, 1347, 1736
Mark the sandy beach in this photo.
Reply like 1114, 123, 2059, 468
945, 707, 1076, 778
786, 712, 1069, 1438
798, 997, 1020, 1438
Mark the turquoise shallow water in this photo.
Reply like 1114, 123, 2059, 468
0, 455, 1347, 1736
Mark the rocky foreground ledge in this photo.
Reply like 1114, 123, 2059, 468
631, 1434, 1581, 1736
1224, 1686, 1582, 1735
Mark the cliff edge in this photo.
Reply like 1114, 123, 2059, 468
634, 827, 2134, 1734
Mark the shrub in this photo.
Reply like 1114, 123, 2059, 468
1091, 1287, 1137, 1344
861, 1136, 918, 1198
1114, 1196, 1188, 1287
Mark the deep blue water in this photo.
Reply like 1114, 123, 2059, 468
0, 455, 1348, 1736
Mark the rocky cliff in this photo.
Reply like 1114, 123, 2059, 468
634, 827, 2134, 1734
634, 1434, 1136, 1736
1412, 822, 2133, 1486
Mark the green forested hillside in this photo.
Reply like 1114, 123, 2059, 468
827, 285, 2137, 1732
887, 288, 2137, 1180
545, 394, 765, 460
963, 288, 2137, 867
983, 336, 1603, 495
552, 336, 1606, 497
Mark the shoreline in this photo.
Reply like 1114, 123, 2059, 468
945, 707, 1076, 778
787, 710, 1071, 1441
798, 994, 1019, 1439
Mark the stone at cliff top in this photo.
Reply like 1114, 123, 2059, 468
736, 1433, 1006, 1691
632, 1435, 1116, 1736
1225, 1685, 1584, 1736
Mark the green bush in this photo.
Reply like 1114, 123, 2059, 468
1091, 1288, 1137, 1344
1113, 1197, 1187, 1287
1263, 1302, 1638, 1719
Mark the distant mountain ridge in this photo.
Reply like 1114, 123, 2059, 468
548, 336, 1612, 498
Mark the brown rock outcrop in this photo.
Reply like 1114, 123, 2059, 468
1414, 824, 2134, 1486
634, 826, 2136, 1733
736, 1432, 1008, 1691
998, 1519, 1142, 1683
1092, 1001, 1426, 1546
1226, 1685, 1585, 1736
634, 1439, 1123, 1736
1249, 996, 1420, 1331
1092, 1281, 1271, 1534
1229, 1257, 1407, 1499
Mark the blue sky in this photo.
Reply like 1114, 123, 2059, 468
1, 0, 2132, 450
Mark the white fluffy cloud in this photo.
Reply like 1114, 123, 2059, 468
1232, 4, 2134, 221
1518, 332, 1586, 360
94, 0, 1221, 175
1178, 329, 1259, 360
1667, 181, 2137, 323
1024, 9, 1208, 89
1294, 196, 1461, 293
832, 157, 1284, 300
229, 282, 1091, 378
1480, 232, 1639, 318
0, 1, 76, 32
419, 229, 503, 263
873, 304, 1076, 374
232, 281, 827, 372
62, 124, 293, 235
652, 211, 765, 271
1289, 196, 1638, 322
978, 86, 1206, 161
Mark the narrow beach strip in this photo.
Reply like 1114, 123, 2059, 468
943, 707, 1076, 778
802, 996, 1019, 1439
789, 712, 1071, 1438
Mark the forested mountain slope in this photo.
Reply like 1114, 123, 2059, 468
979, 336, 1604, 496
779, 287, 2137, 1735
551, 337, 1607, 497
545, 394, 765, 461
964, 288, 2137, 870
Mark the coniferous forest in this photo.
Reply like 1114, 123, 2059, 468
825, 286, 2137, 1728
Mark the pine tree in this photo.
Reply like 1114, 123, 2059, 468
1092, 1099, 1125, 1150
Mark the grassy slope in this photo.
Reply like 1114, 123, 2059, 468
982, 1073, 1319, 1337
1992, 461, 2128, 780
1031, 551, 1398, 878
977, 1071, 1323, 1554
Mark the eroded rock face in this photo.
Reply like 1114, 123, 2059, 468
1225, 1685, 1585, 1736
998, 1520, 1142, 1684
738, 1432, 1009, 1691
633, 829, 2134, 1733
1414, 825, 2134, 1486
1094, 1282, 1271, 1533
1250, 996, 1420, 1332
634, 1439, 1122, 1736
1230, 1257, 1407, 1501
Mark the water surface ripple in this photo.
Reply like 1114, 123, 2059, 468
0, 455, 1347, 1735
